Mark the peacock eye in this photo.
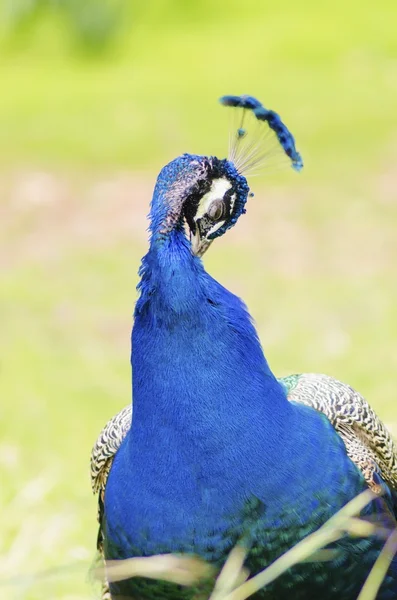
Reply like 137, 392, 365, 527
207, 199, 225, 221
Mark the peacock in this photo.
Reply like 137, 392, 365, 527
90, 95, 397, 599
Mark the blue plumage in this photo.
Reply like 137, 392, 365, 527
98, 97, 397, 599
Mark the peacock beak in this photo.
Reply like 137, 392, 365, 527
190, 230, 213, 257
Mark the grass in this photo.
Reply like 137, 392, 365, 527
1, 0, 397, 597
96, 491, 397, 599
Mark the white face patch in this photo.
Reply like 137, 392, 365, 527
195, 178, 232, 221
229, 192, 236, 214
205, 220, 225, 237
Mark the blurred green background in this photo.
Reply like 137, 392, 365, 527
1, 0, 396, 597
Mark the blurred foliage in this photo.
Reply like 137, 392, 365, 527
0, 0, 395, 171
1, 1, 397, 598
0, 0, 128, 53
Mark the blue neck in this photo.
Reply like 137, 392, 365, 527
131, 228, 291, 460
128, 154, 294, 494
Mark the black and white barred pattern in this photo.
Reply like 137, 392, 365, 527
287, 373, 397, 493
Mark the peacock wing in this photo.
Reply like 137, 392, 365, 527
280, 373, 397, 498
90, 405, 132, 599
91, 404, 133, 496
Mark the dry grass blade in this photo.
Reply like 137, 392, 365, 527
209, 545, 250, 600
357, 529, 397, 600
299, 548, 339, 562
217, 491, 376, 600
345, 517, 378, 538
95, 554, 215, 587
93, 490, 390, 600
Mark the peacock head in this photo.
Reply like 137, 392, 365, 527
181, 155, 250, 257
150, 95, 303, 257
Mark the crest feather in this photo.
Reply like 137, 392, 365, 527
220, 95, 303, 176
